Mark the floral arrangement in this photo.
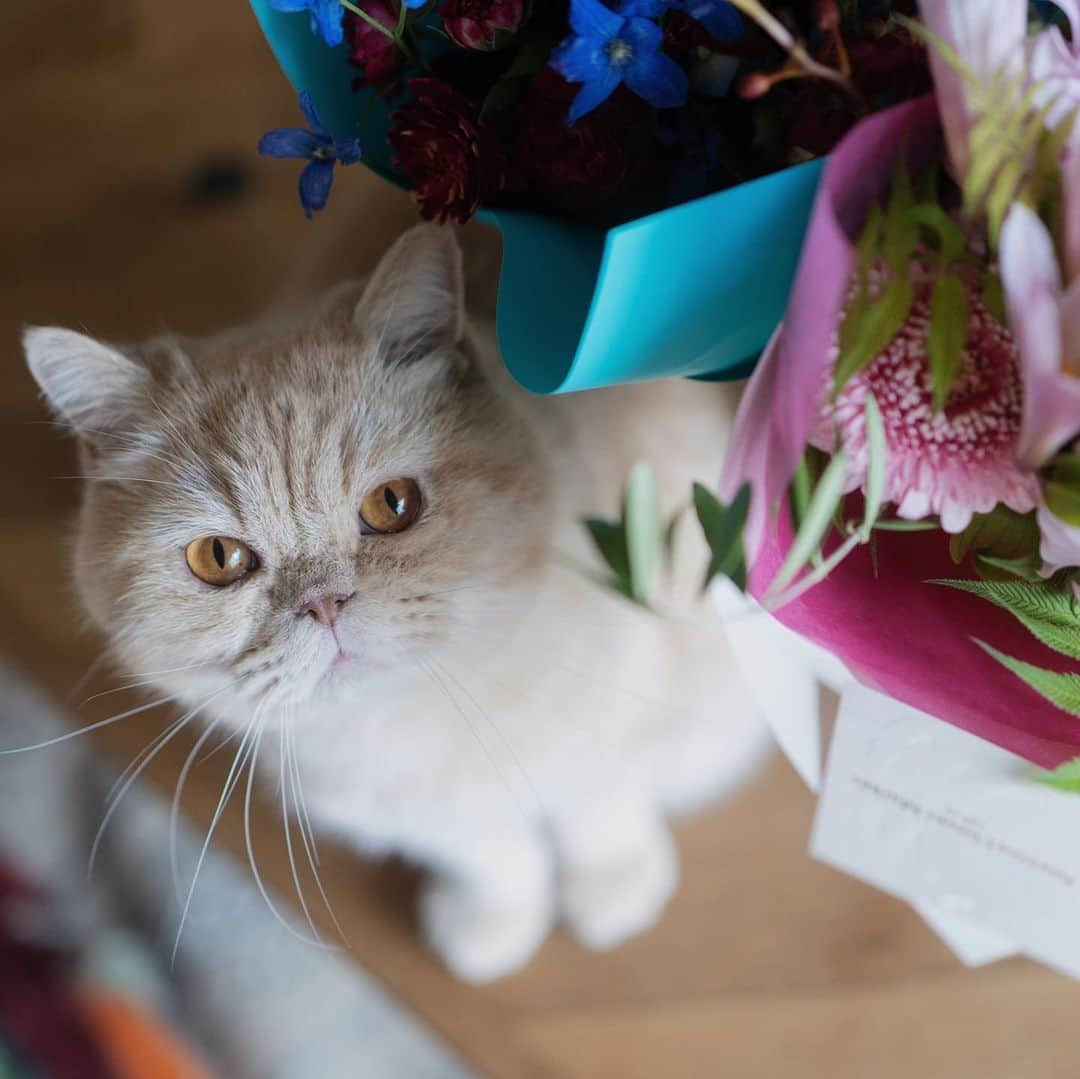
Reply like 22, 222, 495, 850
256, 0, 1080, 767
258, 0, 931, 222
684, 0, 1080, 766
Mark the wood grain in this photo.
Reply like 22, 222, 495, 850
2, 5, 1079, 1077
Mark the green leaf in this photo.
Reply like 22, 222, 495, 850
975, 640, 1080, 717
693, 483, 749, 592
1035, 756, 1080, 793
1045, 454, 1080, 527
872, 518, 941, 532
855, 203, 884, 278
972, 552, 1044, 582
986, 156, 1027, 241
833, 278, 914, 393
933, 579, 1080, 659
624, 460, 664, 607
905, 203, 967, 262
860, 394, 887, 541
949, 505, 1041, 565
927, 274, 969, 410
769, 450, 849, 597
583, 518, 631, 598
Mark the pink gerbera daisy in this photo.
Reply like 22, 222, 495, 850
812, 270, 1041, 533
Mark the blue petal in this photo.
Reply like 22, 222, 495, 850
623, 50, 688, 109
551, 36, 612, 84
568, 67, 622, 122
616, 0, 665, 17
298, 90, 331, 139
403, 0, 428, 8
684, 0, 742, 40
258, 126, 322, 159
268, 0, 312, 10
567, 0, 623, 42
622, 15, 662, 53
333, 137, 363, 165
299, 157, 336, 218
311, 0, 345, 44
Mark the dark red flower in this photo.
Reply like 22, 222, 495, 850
389, 78, 503, 224
441, 0, 525, 49
508, 68, 655, 219
344, 0, 401, 90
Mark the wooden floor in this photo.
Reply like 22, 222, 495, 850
3, 5, 1080, 1077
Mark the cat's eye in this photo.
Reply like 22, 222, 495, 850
185, 536, 259, 586
359, 478, 422, 534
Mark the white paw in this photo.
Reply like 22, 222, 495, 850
561, 834, 679, 951
419, 879, 553, 983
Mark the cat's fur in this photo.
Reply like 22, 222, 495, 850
24, 224, 767, 981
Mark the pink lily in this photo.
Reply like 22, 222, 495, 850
1038, 500, 1080, 579
999, 201, 1080, 468
917, 0, 1026, 179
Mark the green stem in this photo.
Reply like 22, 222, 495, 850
340, 0, 397, 43
727, 0, 860, 100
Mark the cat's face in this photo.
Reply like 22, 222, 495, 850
25, 226, 551, 721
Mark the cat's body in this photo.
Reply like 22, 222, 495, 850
25, 225, 766, 981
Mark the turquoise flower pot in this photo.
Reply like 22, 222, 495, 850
250, 0, 824, 393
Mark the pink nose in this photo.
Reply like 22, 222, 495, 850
299, 593, 353, 627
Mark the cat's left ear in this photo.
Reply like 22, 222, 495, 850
354, 224, 465, 364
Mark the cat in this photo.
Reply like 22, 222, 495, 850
23, 223, 768, 982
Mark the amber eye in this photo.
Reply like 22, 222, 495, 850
185, 536, 259, 586
359, 478, 422, 534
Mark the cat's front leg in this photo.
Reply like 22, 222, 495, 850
552, 798, 679, 952
418, 822, 555, 983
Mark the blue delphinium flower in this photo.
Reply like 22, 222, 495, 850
551, 0, 689, 123
258, 92, 362, 219
668, 0, 741, 40
269, 0, 346, 47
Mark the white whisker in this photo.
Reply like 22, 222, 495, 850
89, 687, 228, 876
286, 719, 347, 943
240, 718, 331, 950
172, 713, 263, 965
274, 719, 329, 947
0, 694, 175, 755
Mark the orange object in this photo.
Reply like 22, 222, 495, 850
76, 991, 214, 1079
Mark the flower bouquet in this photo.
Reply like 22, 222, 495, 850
250, 0, 930, 391
706, 0, 1080, 767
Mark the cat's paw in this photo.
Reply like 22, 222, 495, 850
419, 879, 553, 983
561, 832, 678, 951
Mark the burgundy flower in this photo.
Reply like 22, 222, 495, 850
344, 0, 401, 90
441, 0, 525, 49
389, 78, 503, 223
509, 68, 655, 218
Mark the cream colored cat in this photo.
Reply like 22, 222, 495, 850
24, 224, 767, 982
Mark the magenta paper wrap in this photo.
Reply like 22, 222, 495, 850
728, 96, 1080, 768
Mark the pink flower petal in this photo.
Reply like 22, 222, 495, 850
1065, 148, 1080, 284
1000, 203, 1080, 466
1039, 500, 1080, 572
918, 0, 1025, 178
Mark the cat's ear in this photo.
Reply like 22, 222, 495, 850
22, 327, 149, 436
354, 224, 465, 363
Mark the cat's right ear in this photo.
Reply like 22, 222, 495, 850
22, 327, 149, 438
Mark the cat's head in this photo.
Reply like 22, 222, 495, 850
24, 225, 552, 719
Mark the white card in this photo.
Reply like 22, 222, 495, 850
812, 683, 1080, 979
712, 579, 852, 791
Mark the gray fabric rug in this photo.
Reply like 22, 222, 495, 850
0, 658, 474, 1079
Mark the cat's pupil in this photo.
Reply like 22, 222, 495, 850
212, 538, 226, 568
384, 487, 402, 515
